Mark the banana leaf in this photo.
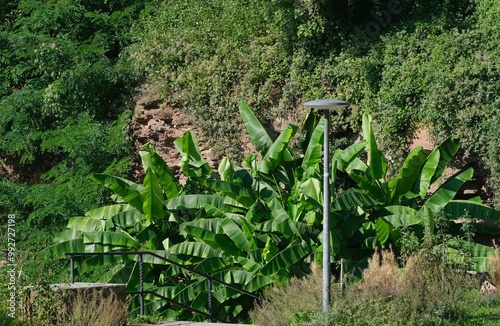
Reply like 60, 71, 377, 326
413, 148, 439, 198
362, 113, 387, 181
220, 217, 253, 252
174, 131, 212, 178
349, 169, 386, 204
301, 118, 324, 173
238, 100, 273, 153
443, 200, 500, 222
334, 141, 367, 172
67, 216, 106, 232
141, 144, 180, 199
258, 124, 297, 174
431, 137, 461, 184
92, 173, 144, 212
83, 231, 142, 249
333, 188, 382, 211
389, 146, 428, 202
48, 237, 84, 258
260, 241, 310, 275
169, 241, 221, 259
165, 194, 245, 213
380, 205, 422, 228
142, 168, 164, 223
206, 179, 256, 207
418, 168, 474, 217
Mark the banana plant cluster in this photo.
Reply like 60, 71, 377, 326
50, 101, 500, 321
331, 115, 500, 271
50, 101, 330, 321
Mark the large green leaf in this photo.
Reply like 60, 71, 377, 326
258, 124, 298, 174
85, 204, 135, 220
362, 114, 387, 181
418, 168, 474, 217
414, 148, 440, 198
83, 231, 142, 249
48, 237, 84, 258
348, 169, 385, 203
448, 239, 495, 272
111, 209, 144, 229
67, 216, 105, 232
301, 118, 324, 173
260, 242, 310, 275
299, 178, 322, 208
141, 144, 180, 199
443, 200, 500, 222
380, 206, 422, 228
218, 156, 235, 182
375, 217, 392, 245
194, 257, 231, 274
142, 168, 164, 223
239, 100, 273, 153
267, 197, 300, 238
206, 179, 256, 207
182, 220, 244, 257
220, 217, 252, 252
92, 173, 144, 212
334, 141, 367, 172
389, 146, 428, 203
431, 137, 461, 184
174, 131, 212, 178
169, 241, 220, 259
333, 188, 382, 211
165, 194, 245, 213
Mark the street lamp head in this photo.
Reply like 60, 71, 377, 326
304, 99, 349, 113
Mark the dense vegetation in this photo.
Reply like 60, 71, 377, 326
1, 0, 499, 323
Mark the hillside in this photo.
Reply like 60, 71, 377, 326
0, 0, 499, 296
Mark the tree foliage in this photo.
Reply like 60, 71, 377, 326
127, 0, 500, 207
0, 0, 145, 224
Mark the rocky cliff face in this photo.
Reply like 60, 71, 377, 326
131, 92, 216, 182
131, 91, 492, 203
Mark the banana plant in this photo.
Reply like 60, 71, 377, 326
331, 114, 500, 271
49, 102, 328, 322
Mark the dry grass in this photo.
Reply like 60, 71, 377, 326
488, 242, 500, 287
251, 249, 481, 326
359, 248, 401, 298
22, 287, 127, 326
249, 263, 323, 326
55, 289, 127, 326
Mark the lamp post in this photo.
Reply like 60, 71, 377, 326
304, 99, 349, 312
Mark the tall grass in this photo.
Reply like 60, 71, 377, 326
251, 249, 489, 326
21, 286, 127, 326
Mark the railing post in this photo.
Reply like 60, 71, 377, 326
138, 252, 144, 316
207, 275, 213, 322
70, 253, 75, 284
340, 258, 344, 296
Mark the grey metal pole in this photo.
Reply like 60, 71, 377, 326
303, 99, 349, 314
323, 110, 330, 312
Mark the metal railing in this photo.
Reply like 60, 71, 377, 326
66, 251, 259, 322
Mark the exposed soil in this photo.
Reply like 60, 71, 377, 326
131, 91, 217, 183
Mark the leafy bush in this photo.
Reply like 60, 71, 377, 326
0, 0, 142, 227
127, 0, 500, 208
